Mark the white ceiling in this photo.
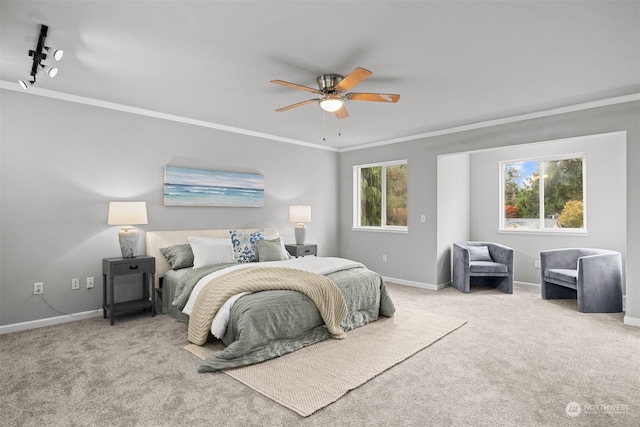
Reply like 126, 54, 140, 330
1, 1, 639, 150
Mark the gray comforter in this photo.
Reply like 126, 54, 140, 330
167, 259, 395, 372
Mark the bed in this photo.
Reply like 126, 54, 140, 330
146, 228, 395, 372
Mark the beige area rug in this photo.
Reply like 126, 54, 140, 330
185, 308, 466, 417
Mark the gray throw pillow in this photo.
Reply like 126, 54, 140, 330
468, 246, 493, 262
257, 238, 289, 262
160, 244, 194, 270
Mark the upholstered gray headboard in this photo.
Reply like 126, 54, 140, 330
145, 228, 280, 288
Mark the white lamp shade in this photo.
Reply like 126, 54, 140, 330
289, 205, 311, 223
108, 202, 148, 226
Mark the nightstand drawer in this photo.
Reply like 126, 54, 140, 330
299, 246, 316, 256
111, 259, 154, 276
285, 244, 317, 258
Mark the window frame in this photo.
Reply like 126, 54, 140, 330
499, 153, 588, 235
353, 159, 408, 233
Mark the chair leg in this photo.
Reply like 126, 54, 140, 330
462, 276, 470, 293
452, 275, 470, 293
496, 276, 513, 294
578, 286, 623, 313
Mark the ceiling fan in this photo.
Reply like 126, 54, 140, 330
270, 67, 400, 119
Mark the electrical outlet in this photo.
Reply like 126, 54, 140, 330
86, 277, 94, 289
420, 214, 426, 223
382, 254, 387, 262
71, 278, 80, 290
34, 282, 43, 295
534, 260, 541, 269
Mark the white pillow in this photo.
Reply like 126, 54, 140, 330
187, 236, 234, 268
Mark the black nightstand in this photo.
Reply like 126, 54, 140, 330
285, 244, 317, 258
102, 256, 155, 325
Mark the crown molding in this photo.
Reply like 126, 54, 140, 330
0, 80, 337, 152
340, 93, 640, 152
2, 80, 637, 154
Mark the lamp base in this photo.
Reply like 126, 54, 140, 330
294, 223, 307, 245
118, 227, 140, 258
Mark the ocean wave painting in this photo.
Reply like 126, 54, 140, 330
164, 166, 264, 207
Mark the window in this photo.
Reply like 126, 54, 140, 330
500, 155, 585, 232
354, 160, 407, 231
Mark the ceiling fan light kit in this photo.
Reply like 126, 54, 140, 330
17, 24, 63, 91
271, 67, 400, 119
319, 94, 344, 112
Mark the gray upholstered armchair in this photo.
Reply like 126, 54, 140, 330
452, 241, 514, 294
540, 248, 623, 313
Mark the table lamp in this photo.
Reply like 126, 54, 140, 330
107, 201, 148, 258
289, 205, 311, 245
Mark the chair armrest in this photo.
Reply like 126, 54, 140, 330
453, 243, 471, 268
487, 243, 513, 270
577, 252, 622, 289
452, 243, 471, 289
451, 243, 471, 275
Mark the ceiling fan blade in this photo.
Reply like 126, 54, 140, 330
333, 105, 349, 120
275, 99, 319, 112
346, 92, 400, 103
334, 67, 372, 92
270, 79, 322, 94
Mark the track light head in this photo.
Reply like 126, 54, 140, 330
43, 46, 64, 61
38, 63, 58, 78
17, 75, 36, 90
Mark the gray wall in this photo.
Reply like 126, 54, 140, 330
0, 90, 338, 326
2, 91, 638, 327
339, 101, 639, 323
468, 132, 626, 286
436, 153, 470, 287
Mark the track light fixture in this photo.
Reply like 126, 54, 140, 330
17, 24, 63, 90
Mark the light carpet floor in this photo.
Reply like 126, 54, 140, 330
2, 283, 639, 426
185, 308, 466, 416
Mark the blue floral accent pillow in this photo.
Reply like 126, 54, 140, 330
229, 229, 265, 263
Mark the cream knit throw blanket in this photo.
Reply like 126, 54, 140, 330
187, 266, 348, 345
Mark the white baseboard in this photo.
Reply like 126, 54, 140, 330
514, 281, 540, 289
382, 276, 449, 291
3, 286, 635, 332
623, 315, 640, 327
0, 309, 104, 335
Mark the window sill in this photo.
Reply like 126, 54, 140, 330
498, 229, 589, 236
352, 227, 408, 234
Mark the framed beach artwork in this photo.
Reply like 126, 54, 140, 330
164, 166, 264, 207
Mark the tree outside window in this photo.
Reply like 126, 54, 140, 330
501, 156, 584, 231
355, 161, 407, 230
